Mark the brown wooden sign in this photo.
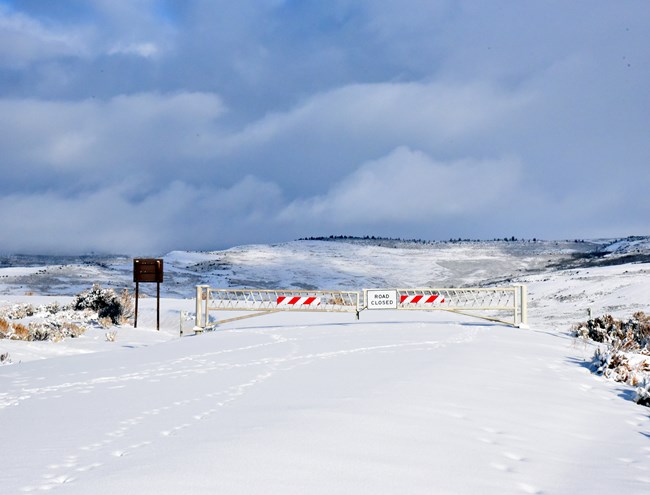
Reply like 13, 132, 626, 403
133, 258, 163, 330
133, 258, 163, 283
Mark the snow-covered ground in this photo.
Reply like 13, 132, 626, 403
1, 239, 649, 494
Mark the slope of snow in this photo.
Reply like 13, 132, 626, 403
184, 240, 600, 291
1, 240, 650, 494
601, 236, 650, 255
0, 239, 602, 297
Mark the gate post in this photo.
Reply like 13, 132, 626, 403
194, 285, 210, 333
514, 284, 528, 328
520, 284, 528, 327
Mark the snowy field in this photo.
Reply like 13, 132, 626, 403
1, 239, 650, 494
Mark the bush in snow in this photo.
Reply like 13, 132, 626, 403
0, 307, 89, 342
44, 301, 61, 314
574, 312, 650, 353
0, 318, 9, 337
0, 351, 11, 365
590, 346, 650, 385
1, 317, 31, 341
10, 323, 30, 341
72, 284, 129, 325
98, 316, 113, 329
2, 321, 86, 342
29, 322, 51, 342
578, 312, 650, 407
2, 303, 35, 319
33, 322, 86, 342
118, 289, 134, 322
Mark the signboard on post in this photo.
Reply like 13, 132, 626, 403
133, 258, 163, 330
366, 289, 398, 309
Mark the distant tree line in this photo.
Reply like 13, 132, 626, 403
299, 235, 432, 244
298, 235, 589, 244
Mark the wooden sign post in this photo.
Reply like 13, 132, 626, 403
133, 258, 164, 330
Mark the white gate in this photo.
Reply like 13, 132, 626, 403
194, 286, 360, 330
193, 285, 528, 331
362, 285, 528, 327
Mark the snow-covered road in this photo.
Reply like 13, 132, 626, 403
2, 309, 649, 494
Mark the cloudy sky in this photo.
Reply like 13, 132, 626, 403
0, 0, 648, 254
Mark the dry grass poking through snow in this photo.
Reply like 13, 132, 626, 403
0, 318, 31, 341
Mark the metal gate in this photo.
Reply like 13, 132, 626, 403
193, 284, 527, 331
363, 285, 528, 327
194, 286, 360, 330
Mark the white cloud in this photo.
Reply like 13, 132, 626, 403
0, 1, 649, 252
0, 176, 284, 254
280, 147, 522, 225
223, 80, 532, 153
0, 91, 226, 180
0, 5, 90, 67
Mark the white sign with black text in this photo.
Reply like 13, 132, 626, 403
366, 290, 398, 310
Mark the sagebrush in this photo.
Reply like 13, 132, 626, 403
0, 284, 134, 342
72, 284, 132, 325
574, 312, 650, 353
575, 312, 650, 407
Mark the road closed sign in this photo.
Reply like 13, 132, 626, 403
366, 290, 398, 309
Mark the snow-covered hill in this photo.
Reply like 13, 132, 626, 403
3, 237, 644, 298
1, 238, 650, 494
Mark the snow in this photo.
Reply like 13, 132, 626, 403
601, 236, 650, 255
0, 239, 600, 298
1, 240, 650, 494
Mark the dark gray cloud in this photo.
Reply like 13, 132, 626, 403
0, 0, 648, 254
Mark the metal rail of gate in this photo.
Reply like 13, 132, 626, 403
362, 285, 528, 327
194, 286, 360, 330
193, 284, 527, 332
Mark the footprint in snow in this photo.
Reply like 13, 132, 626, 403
518, 482, 543, 494
481, 427, 502, 434
489, 462, 511, 472
502, 451, 526, 462
125, 440, 152, 451
22, 475, 76, 492
76, 462, 103, 472
161, 423, 191, 436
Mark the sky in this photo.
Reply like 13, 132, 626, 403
0, 0, 648, 255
